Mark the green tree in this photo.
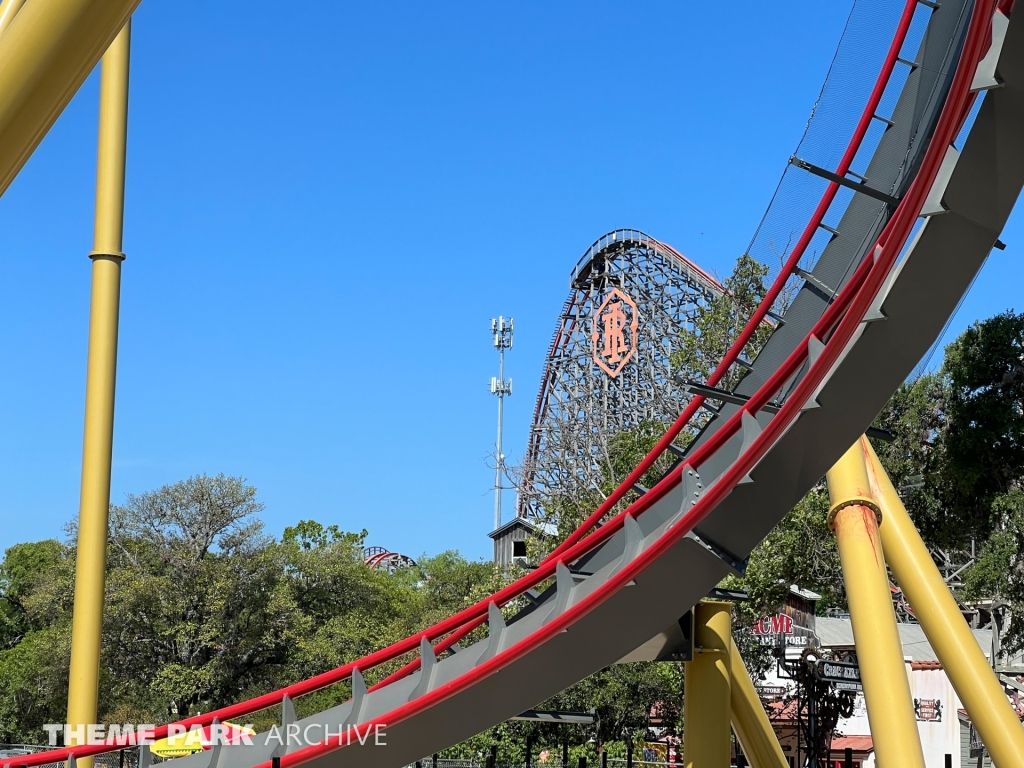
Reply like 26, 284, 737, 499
874, 311, 1024, 545
409, 551, 503, 628
0, 541, 74, 742
734, 486, 840, 615
871, 372, 948, 544
277, 519, 412, 718
960, 491, 1024, 600
0, 540, 67, 649
719, 486, 842, 681
940, 311, 1024, 537
0, 468, 509, 743
588, 662, 682, 766
532, 420, 676, 554
0, 625, 72, 742
673, 254, 775, 392
439, 661, 682, 768
101, 475, 299, 719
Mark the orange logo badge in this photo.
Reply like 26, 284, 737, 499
591, 288, 639, 378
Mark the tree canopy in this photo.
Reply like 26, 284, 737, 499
672, 254, 776, 392
0, 477, 505, 743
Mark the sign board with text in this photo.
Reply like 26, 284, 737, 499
914, 698, 943, 722
751, 614, 819, 648
813, 659, 862, 691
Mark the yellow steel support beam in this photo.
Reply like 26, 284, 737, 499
728, 638, 787, 768
826, 444, 925, 768
685, 601, 732, 768
66, 23, 131, 761
0, 0, 26, 39
861, 436, 1024, 767
0, 0, 141, 198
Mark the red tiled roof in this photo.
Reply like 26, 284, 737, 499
830, 736, 874, 753
766, 698, 800, 721
911, 661, 943, 670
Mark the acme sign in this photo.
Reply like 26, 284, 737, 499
814, 659, 863, 691
591, 288, 639, 378
752, 614, 794, 636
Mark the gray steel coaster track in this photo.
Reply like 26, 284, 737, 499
14, 3, 1024, 768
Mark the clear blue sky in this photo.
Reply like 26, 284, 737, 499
0, 2, 1020, 562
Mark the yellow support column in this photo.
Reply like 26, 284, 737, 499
0, 0, 26, 39
66, 22, 130, 761
685, 601, 732, 768
862, 437, 1024, 767
826, 443, 925, 768
728, 638, 787, 768
0, 0, 140, 197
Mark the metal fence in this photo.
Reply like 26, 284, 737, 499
0, 745, 142, 768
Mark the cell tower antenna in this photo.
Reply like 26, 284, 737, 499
489, 316, 513, 531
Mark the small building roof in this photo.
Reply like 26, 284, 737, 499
814, 616, 1024, 664
790, 584, 822, 601
488, 517, 537, 539
830, 735, 873, 754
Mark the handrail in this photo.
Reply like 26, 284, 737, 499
11, 1, 993, 765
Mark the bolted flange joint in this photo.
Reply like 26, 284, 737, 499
88, 250, 126, 261
827, 497, 882, 530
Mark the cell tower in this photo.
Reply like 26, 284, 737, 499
490, 316, 513, 530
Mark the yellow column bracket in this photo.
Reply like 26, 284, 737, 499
826, 497, 881, 528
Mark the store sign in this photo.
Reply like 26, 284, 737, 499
753, 614, 794, 636
813, 659, 863, 691
914, 698, 943, 722
751, 614, 819, 646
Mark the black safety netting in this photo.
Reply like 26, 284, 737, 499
716, 0, 982, 398
743, 0, 914, 288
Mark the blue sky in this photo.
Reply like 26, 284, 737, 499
0, 1, 1020, 562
